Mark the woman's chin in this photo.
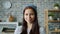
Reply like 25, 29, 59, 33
27, 21, 32, 23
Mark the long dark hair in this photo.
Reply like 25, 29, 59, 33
21, 6, 40, 34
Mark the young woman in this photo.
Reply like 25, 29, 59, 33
14, 6, 45, 34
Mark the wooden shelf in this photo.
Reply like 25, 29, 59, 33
45, 9, 60, 34
48, 20, 60, 22
49, 30, 60, 32
48, 9, 60, 12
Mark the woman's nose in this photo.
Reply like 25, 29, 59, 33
28, 15, 31, 18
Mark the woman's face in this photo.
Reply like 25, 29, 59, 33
24, 9, 35, 23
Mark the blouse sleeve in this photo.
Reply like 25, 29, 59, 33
40, 27, 46, 34
14, 26, 22, 34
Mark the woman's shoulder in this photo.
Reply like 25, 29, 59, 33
16, 25, 22, 31
17, 26, 22, 29
15, 25, 22, 30
14, 26, 22, 34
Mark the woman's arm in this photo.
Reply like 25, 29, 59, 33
14, 26, 22, 34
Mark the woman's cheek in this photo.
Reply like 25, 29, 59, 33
31, 15, 35, 21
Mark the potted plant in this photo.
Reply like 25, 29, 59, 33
54, 3, 60, 9
48, 13, 54, 20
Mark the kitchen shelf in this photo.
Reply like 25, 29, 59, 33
48, 9, 60, 12
44, 9, 60, 34
48, 20, 60, 22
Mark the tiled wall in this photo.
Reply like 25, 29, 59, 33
0, 0, 60, 26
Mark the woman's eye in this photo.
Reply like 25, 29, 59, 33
25, 13, 34, 16
25, 14, 28, 15
30, 13, 34, 15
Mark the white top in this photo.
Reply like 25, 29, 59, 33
14, 26, 45, 34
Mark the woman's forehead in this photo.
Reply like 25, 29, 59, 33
25, 9, 34, 13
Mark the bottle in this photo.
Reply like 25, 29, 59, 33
9, 15, 14, 22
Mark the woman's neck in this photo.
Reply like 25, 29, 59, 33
27, 22, 32, 30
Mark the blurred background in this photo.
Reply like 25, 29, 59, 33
0, 0, 60, 34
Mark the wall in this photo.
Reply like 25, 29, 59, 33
0, 0, 60, 27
